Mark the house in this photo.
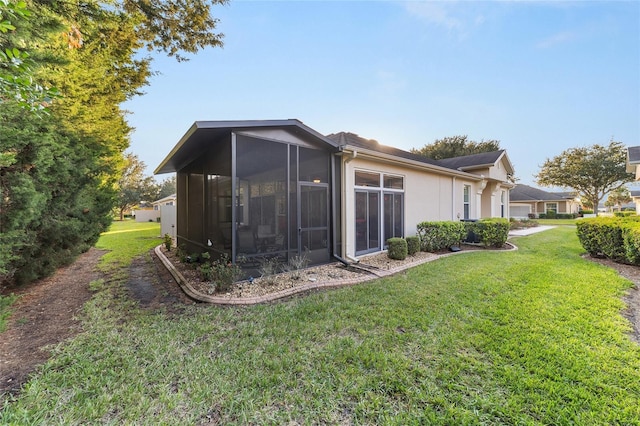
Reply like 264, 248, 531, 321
134, 194, 177, 223
626, 146, 640, 180
509, 184, 580, 218
154, 119, 514, 270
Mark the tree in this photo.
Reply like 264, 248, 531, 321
536, 141, 634, 215
157, 175, 176, 199
1, 0, 227, 286
605, 186, 632, 212
411, 135, 501, 160
0, 0, 60, 111
116, 154, 160, 220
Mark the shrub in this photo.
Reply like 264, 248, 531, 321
283, 251, 310, 280
406, 236, 420, 256
163, 234, 172, 251
387, 238, 408, 260
258, 256, 281, 285
580, 209, 594, 214
199, 254, 243, 293
614, 211, 635, 217
475, 218, 510, 248
416, 221, 466, 252
576, 216, 640, 264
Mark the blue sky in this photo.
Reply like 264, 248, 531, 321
123, 0, 640, 187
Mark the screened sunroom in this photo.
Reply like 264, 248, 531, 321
155, 120, 342, 273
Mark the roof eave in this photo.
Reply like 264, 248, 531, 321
341, 145, 484, 180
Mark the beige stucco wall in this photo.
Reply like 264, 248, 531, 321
341, 155, 491, 259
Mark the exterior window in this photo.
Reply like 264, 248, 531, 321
383, 175, 403, 190
463, 185, 471, 220
501, 190, 506, 218
355, 171, 380, 187
355, 170, 404, 255
546, 203, 558, 214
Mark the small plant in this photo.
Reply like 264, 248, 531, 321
88, 279, 106, 292
258, 256, 281, 285
208, 254, 243, 293
199, 262, 214, 281
163, 234, 172, 251
406, 236, 420, 256
387, 238, 408, 260
177, 245, 188, 263
284, 251, 310, 280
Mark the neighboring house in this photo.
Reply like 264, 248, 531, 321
152, 193, 177, 210
626, 146, 640, 180
134, 194, 177, 223
630, 191, 640, 213
509, 184, 580, 219
154, 119, 514, 270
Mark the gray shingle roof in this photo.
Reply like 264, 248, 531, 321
326, 131, 506, 173
326, 132, 443, 167
628, 146, 640, 164
510, 184, 568, 202
436, 150, 506, 170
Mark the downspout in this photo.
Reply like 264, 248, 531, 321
452, 176, 457, 221
338, 148, 359, 264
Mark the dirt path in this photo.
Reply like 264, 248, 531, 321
0, 248, 106, 396
0, 247, 193, 398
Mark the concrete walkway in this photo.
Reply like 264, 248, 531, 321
508, 225, 556, 237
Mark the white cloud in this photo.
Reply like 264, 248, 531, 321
404, 1, 464, 31
535, 31, 577, 49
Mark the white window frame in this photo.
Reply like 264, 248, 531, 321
463, 185, 471, 220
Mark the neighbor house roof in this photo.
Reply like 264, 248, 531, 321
631, 190, 640, 198
626, 146, 640, 174
628, 146, 640, 164
510, 184, 567, 202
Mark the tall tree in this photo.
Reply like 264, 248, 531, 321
536, 141, 633, 215
116, 153, 159, 221
1, 0, 227, 286
411, 135, 501, 160
157, 175, 176, 199
605, 186, 632, 212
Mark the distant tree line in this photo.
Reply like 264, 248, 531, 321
1, 0, 226, 286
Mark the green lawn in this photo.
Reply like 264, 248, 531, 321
2, 227, 639, 424
96, 219, 162, 272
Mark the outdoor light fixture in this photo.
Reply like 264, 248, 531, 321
313, 178, 321, 183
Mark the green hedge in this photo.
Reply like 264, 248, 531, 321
465, 218, 510, 248
416, 221, 465, 252
576, 216, 640, 264
406, 236, 420, 256
387, 238, 408, 260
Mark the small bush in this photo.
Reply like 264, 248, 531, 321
258, 256, 281, 285
614, 211, 635, 217
163, 234, 172, 251
406, 236, 420, 256
475, 218, 510, 248
416, 221, 465, 252
576, 216, 640, 264
199, 254, 243, 293
387, 238, 408, 260
283, 251, 310, 280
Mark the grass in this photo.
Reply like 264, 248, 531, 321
95, 219, 162, 272
2, 227, 640, 424
0, 293, 18, 333
537, 218, 577, 226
